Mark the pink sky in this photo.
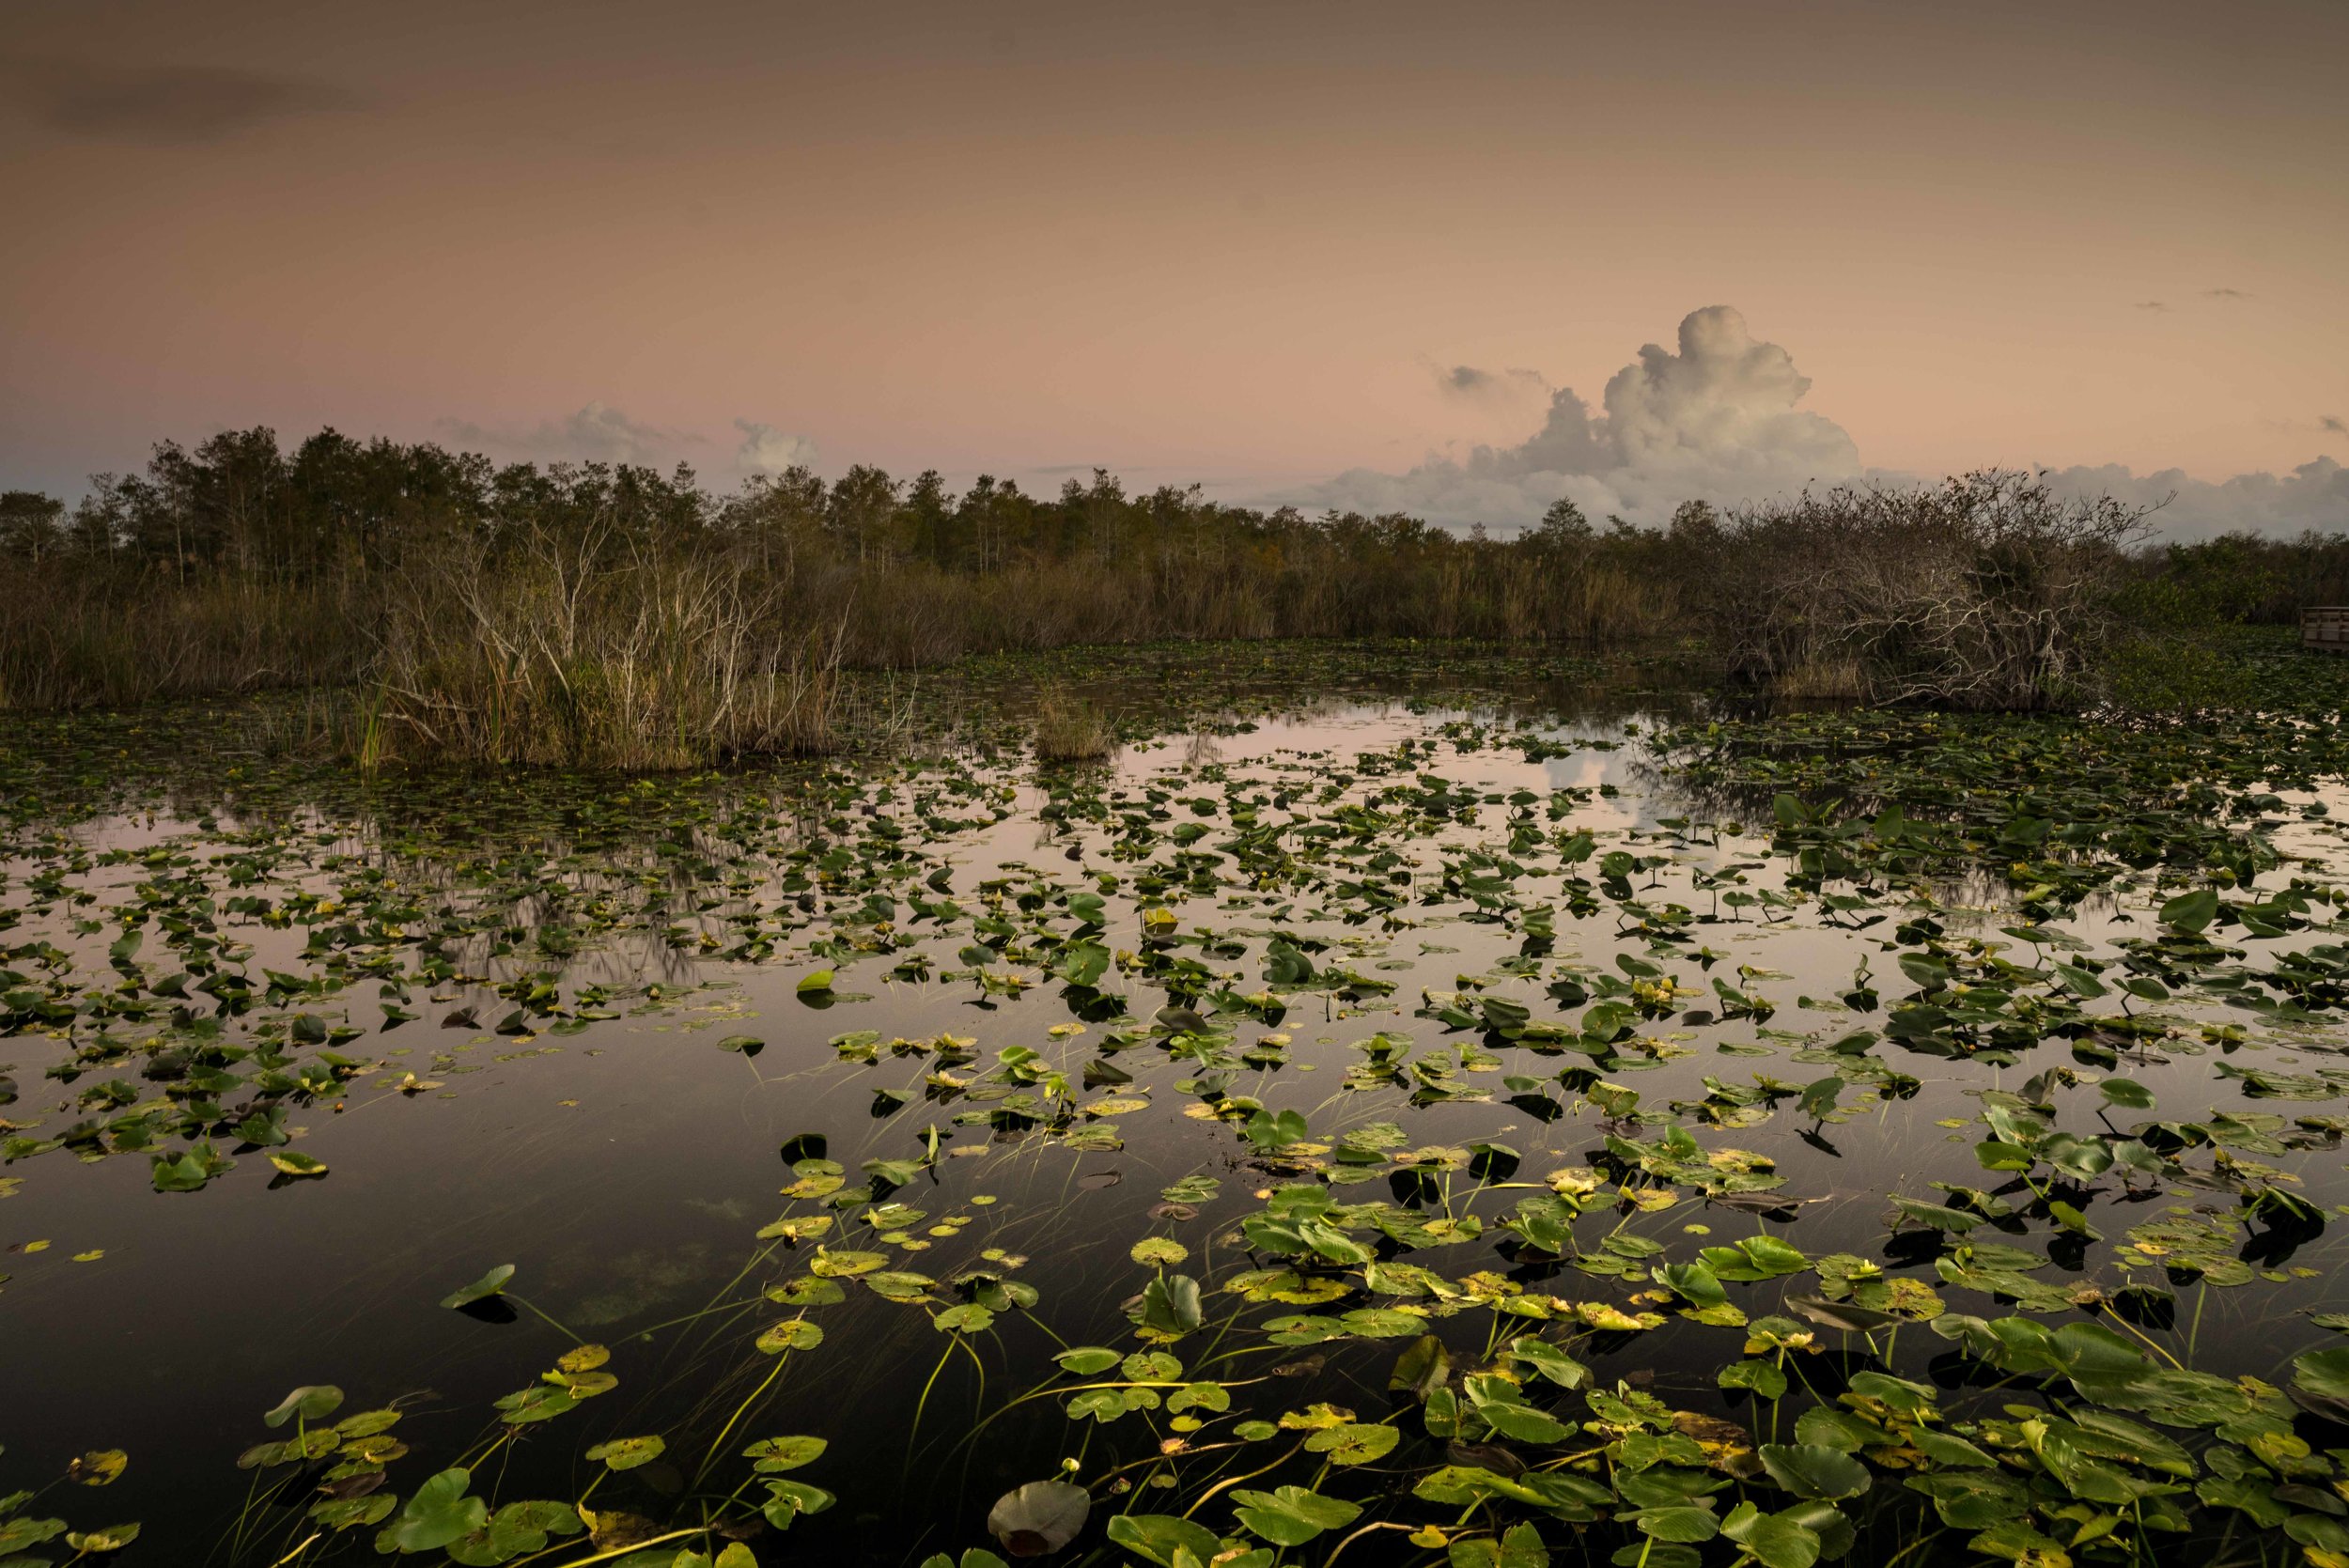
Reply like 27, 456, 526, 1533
5, 0, 2345, 529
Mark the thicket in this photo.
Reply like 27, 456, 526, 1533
0, 426, 2341, 759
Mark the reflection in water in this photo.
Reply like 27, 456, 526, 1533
0, 671, 2342, 1562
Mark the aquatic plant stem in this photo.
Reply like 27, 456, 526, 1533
692, 1350, 793, 1492
1181, 1440, 1304, 1519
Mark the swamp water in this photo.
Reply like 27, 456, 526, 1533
4, 652, 2349, 1568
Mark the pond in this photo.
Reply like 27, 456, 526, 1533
3, 644, 2348, 1568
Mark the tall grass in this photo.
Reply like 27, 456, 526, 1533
1031, 690, 1116, 763
0, 571, 364, 711
364, 521, 840, 769
5, 430, 2302, 746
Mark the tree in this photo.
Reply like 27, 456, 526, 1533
1533, 497, 1593, 546
0, 490, 65, 562
827, 465, 903, 564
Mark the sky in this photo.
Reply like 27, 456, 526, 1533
4, 0, 2346, 537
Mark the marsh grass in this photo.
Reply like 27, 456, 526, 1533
4, 429, 2316, 739
0, 571, 363, 711
363, 520, 842, 769
1031, 689, 1116, 763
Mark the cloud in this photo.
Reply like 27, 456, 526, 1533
1432, 363, 1550, 409
438, 402, 694, 467
733, 420, 817, 474
2042, 458, 2349, 543
1300, 305, 1859, 529
2203, 287, 2251, 300
2134, 300, 2170, 312
8, 58, 360, 145
1290, 304, 2348, 543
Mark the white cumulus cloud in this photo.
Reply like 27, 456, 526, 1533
436, 401, 692, 467
733, 419, 818, 475
2042, 458, 2349, 543
1302, 305, 1860, 530
1290, 305, 2346, 542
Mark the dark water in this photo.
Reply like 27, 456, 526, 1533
3, 682, 2345, 1564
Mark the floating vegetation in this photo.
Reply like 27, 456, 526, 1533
3, 637, 2348, 1565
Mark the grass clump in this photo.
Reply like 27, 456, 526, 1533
1031, 690, 1115, 763
364, 520, 839, 770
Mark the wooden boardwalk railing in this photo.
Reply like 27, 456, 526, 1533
2309, 607, 2349, 652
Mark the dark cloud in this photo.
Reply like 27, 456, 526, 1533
1431, 363, 1548, 406
2133, 300, 2170, 312
2324, 415, 2348, 437
9, 58, 360, 145
2202, 287, 2251, 299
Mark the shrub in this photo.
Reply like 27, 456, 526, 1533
1701, 472, 2145, 710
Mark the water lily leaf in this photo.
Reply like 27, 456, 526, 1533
1720, 1359, 1789, 1400
438, 1265, 514, 1310
809, 1250, 887, 1277
1445, 1520, 1550, 1568
1105, 1514, 1221, 1568
1626, 1507, 1719, 1544
2159, 888, 2218, 933
755, 1318, 824, 1354
1785, 1296, 1900, 1333
150, 1149, 219, 1192
1231, 1485, 1361, 1546
1137, 1273, 1203, 1337
1168, 1382, 1231, 1414
65, 1523, 141, 1552
583, 1436, 666, 1471
1796, 1078, 1842, 1119
2293, 1345, 2349, 1421
268, 1150, 329, 1177
797, 969, 837, 996
378, 1467, 487, 1553
69, 1449, 127, 1485
1130, 1236, 1189, 1267
312, 1493, 398, 1530
494, 1386, 577, 1424
936, 1303, 996, 1333
0, 1516, 68, 1552
1305, 1422, 1400, 1465
1053, 1346, 1122, 1376
1912, 1429, 1998, 1469
1720, 1501, 1821, 1568
988, 1479, 1091, 1555
770, 1276, 848, 1306
1392, 1334, 1452, 1397
1758, 1444, 1872, 1501
762, 1478, 836, 1529
554, 1333, 611, 1371
743, 1435, 827, 1471
264, 1385, 346, 1428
